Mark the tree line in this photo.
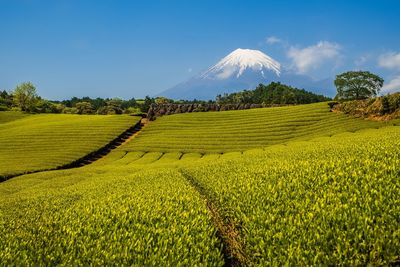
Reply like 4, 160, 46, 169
0, 70, 394, 115
0, 82, 156, 115
216, 82, 331, 104
0, 82, 216, 115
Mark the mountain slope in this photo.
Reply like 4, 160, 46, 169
201, 48, 281, 79
158, 48, 335, 100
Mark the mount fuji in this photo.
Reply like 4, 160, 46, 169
158, 48, 335, 100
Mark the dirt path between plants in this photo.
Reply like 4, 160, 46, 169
180, 170, 248, 267
0, 119, 147, 182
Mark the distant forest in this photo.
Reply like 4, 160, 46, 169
216, 82, 331, 105
1, 82, 331, 115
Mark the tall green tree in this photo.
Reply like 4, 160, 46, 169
334, 71, 384, 100
75, 101, 94, 114
141, 96, 155, 112
0, 90, 13, 110
13, 82, 39, 111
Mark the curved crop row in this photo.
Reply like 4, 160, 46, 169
182, 126, 400, 265
0, 167, 224, 266
0, 113, 140, 177
124, 102, 384, 153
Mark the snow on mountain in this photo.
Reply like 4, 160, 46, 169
200, 48, 281, 79
158, 48, 334, 100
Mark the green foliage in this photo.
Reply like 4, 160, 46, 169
13, 82, 38, 112
333, 93, 400, 118
34, 99, 64, 113
60, 97, 139, 115
75, 101, 94, 114
125, 102, 381, 153
334, 71, 384, 100
0, 90, 13, 110
382, 96, 391, 114
0, 105, 8, 111
97, 99, 124, 115
120, 98, 137, 109
0, 113, 140, 177
0, 168, 224, 266
327, 101, 339, 109
124, 106, 142, 115
62, 107, 78, 114
0, 118, 399, 265
216, 82, 330, 105
141, 96, 155, 113
182, 126, 400, 265
382, 93, 400, 114
0, 111, 29, 123
0, 103, 399, 265
155, 96, 174, 104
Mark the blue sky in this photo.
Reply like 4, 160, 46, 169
1, 0, 400, 100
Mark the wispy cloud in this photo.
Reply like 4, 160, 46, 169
354, 55, 369, 66
266, 36, 282, 45
287, 41, 341, 74
382, 76, 400, 94
378, 52, 400, 70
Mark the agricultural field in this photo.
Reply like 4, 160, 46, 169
1, 105, 400, 265
0, 112, 140, 179
0, 111, 29, 124
181, 126, 400, 265
124, 102, 387, 153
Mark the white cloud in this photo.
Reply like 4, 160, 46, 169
378, 52, 400, 70
266, 36, 282, 45
382, 76, 400, 94
354, 55, 368, 66
287, 41, 341, 74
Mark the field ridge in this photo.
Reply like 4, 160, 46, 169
180, 170, 248, 267
0, 119, 145, 182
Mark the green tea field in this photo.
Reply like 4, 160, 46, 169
0, 112, 140, 179
124, 102, 382, 153
1, 104, 399, 266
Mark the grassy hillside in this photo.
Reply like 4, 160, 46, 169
124, 102, 383, 153
1, 105, 399, 265
0, 113, 140, 178
0, 111, 29, 124
182, 126, 400, 265
1, 124, 399, 265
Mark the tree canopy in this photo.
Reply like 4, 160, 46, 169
13, 82, 38, 112
216, 82, 330, 105
334, 71, 384, 100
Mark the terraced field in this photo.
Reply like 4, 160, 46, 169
1, 105, 399, 265
181, 126, 400, 265
0, 112, 140, 179
124, 102, 384, 153
0, 111, 29, 124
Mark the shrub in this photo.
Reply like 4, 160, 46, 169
0, 105, 9, 111
327, 101, 339, 109
62, 107, 78, 114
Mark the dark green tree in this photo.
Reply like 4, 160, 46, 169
75, 101, 94, 114
141, 96, 155, 113
216, 82, 330, 105
334, 71, 384, 100
155, 96, 173, 104
0, 90, 13, 110
121, 98, 138, 109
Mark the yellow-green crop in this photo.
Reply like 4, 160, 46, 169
1, 105, 399, 265
0, 112, 140, 178
124, 102, 386, 153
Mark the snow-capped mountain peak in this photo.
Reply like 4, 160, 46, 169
201, 48, 281, 80
158, 48, 334, 100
